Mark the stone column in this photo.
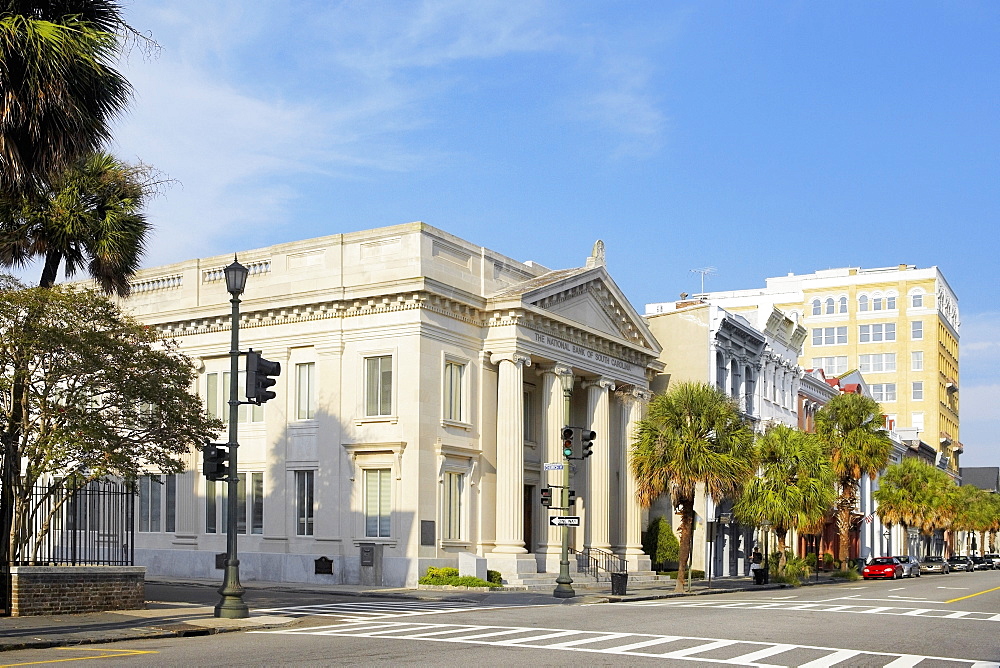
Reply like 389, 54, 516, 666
584, 377, 615, 553
490, 352, 530, 554
617, 387, 652, 571
536, 364, 573, 572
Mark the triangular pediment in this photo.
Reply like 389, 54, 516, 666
488, 266, 660, 353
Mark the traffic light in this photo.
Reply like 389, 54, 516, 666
203, 444, 230, 481
581, 430, 596, 459
561, 427, 578, 459
246, 349, 281, 404
540, 488, 553, 507
568, 489, 577, 505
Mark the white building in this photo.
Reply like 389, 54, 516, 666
125, 222, 663, 587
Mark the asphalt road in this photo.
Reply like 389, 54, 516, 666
5, 571, 1000, 667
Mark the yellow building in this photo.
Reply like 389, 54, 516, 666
699, 265, 961, 470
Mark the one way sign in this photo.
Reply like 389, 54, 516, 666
549, 516, 581, 527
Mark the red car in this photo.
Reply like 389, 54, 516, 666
863, 557, 903, 580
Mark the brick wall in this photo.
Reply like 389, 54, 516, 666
10, 566, 145, 617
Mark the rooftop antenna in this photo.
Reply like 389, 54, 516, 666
690, 266, 716, 294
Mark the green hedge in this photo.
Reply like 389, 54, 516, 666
418, 566, 502, 588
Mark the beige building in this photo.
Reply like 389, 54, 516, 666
123, 222, 662, 587
700, 265, 961, 470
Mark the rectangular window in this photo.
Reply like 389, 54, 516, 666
912, 293, 923, 308
523, 390, 535, 441
365, 468, 391, 538
812, 327, 847, 347
207, 372, 263, 423
206, 481, 217, 534
859, 353, 896, 373
911, 321, 924, 340
295, 470, 314, 536
859, 323, 896, 343
443, 360, 464, 422
912, 382, 924, 400
236, 474, 247, 535
912, 412, 924, 431
812, 356, 848, 376
443, 472, 464, 541
911, 351, 923, 371
871, 383, 897, 402
164, 474, 176, 533
251, 472, 264, 535
138, 474, 161, 533
887, 296, 896, 310
365, 356, 393, 416
296, 362, 317, 420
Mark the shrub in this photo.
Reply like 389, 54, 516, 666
418, 566, 500, 588
642, 516, 680, 570
830, 568, 860, 581
661, 569, 704, 579
804, 553, 817, 567
487, 569, 502, 585
823, 552, 835, 568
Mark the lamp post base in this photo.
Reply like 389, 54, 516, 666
215, 559, 250, 619
553, 560, 575, 598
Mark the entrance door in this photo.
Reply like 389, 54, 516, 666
523, 485, 534, 552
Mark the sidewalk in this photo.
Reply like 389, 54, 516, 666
0, 574, 842, 652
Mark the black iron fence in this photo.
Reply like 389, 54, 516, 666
2, 478, 135, 616
570, 546, 627, 581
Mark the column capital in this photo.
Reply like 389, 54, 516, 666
536, 363, 573, 378
490, 352, 531, 368
583, 376, 616, 392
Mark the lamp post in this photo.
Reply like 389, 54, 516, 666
760, 521, 772, 585
553, 372, 575, 599
215, 258, 249, 619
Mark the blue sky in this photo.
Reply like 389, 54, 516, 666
77, 1, 1000, 463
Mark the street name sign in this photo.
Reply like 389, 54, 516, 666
549, 516, 581, 527
543, 463, 565, 471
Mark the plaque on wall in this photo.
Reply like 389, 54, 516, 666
420, 520, 435, 546
314, 556, 334, 575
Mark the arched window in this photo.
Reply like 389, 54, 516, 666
873, 296, 883, 311
839, 296, 848, 313
744, 367, 755, 415
825, 298, 835, 314
886, 294, 896, 310
911, 291, 924, 308
811, 299, 821, 316
859, 295, 869, 312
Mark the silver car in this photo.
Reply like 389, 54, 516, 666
892, 555, 921, 578
920, 555, 950, 574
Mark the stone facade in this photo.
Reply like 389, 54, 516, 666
120, 223, 662, 587
9, 566, 145, 617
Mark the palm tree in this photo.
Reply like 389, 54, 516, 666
734, 424, 835, 574
631, 382, 755, 592
0, 0, 137, 196
873, 457, 953, 556
815, 393, 892, 565
0, 151, 154, 296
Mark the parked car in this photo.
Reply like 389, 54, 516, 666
970, 556, 993, 571
984, 553, 1000, 568
892, 555, 921, 578
947, 556, 974, 573
863, 557, 903, 580
920, 555, 950, 574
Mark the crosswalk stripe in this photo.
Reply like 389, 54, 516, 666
623, 599, 1000, 622
253, 622, 1000, 666
658, 639, 737, 658
602, 636, 684, 653
798, 649, 862, 667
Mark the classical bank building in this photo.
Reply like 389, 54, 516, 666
124, 223, 662, 587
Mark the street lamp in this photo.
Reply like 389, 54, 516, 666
553, 371, 575, 599
760, 521, 772, 585
216, 257, 249, 619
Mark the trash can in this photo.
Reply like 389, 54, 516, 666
610, 572, 628, 596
